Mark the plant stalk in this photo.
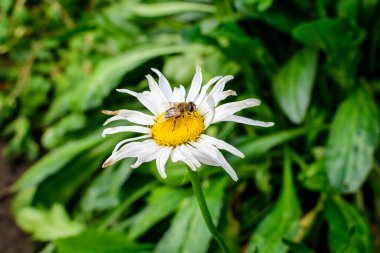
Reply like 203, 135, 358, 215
187, 168, 232, 253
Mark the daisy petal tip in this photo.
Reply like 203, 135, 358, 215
101, 110, 118, 115
228, 90, 237, 96
264, 122, 275, 127
102, 160, 113, 168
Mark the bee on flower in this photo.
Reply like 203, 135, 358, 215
101, 66, 274, 181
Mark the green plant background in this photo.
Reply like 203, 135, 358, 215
1, 0, 380, 252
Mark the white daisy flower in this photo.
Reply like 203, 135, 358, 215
102, 66, 274, 181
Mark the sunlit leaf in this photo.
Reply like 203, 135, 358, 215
73, 44, 210, 111
325, 86, 379, 193
273, 47, 318, 124
127, 187, 189, 240
15, 204, 84, 241
80, 159, 133, 212
14, 133, 102, 191
55, 229, 153, 253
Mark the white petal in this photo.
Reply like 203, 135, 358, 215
114, 139, 156, 159
117, 89, 161, 115
220, 115, 274, 127
209, 75, 234, 99
151, 68, 173, 101
213, 90, 236, 105
146, 74, 168, 105
203, 95, 215, 129
172, 85, 186, 102
179, 145, 201, 169
194, 75, 222, 106
186, 144, 219, 166
156, 146, 172, 178
131, 152, 157, 169
131, 143, 161, 168
171, 146, 197, 171
103, 140, 156, 167
201, 134, 244, 158
192, 140, 238, 181
186, 65, 202, 102
103, 110, 154, 126
102, 126, 151, 137
213, 99, 261, 123
112, 135, 150, 155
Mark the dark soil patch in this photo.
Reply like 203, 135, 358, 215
0, 143, 34, 253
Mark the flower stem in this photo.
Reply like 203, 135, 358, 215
187, 168, 232, 253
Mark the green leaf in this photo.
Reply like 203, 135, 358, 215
155, 177, 227, 253
248, 150, 301, 253
42, 113, 86, 149
238, 127, 314, 160
73, 44, 210, 112
105, 1, 215, 18
273, 48, 318, 124
55, 229, 153, 253
292, 18, 365, 87
129, 2, 215, 17
13, 133, 103, 191
80, 159, 133, 212
235, 0, 274, 13
325, 86, 379, 193
180, 178, 227, 253
15, 204, 84, 241
282, 238, 315, 253
154, 199, 194, 253
127, 187, 189, 240
325, 196, 373, 253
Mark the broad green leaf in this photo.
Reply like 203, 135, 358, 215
325, 87, 379, 193
273, 48, 318, 124
105, 1, 215, 18
80, 159, 132, 212
42, 113, 86, 149
15, 204, 84, 241
248, 150, 301, 253
73, 44, 210, 111
127, 187, 189, 240
292, 18, 365, 87
238, 127, 314, 160
55, 229, 153, 253
325, 196, 373, 253
32, 150, 103, 206
13, 133, 102, 191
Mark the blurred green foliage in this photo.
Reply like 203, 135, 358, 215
1, 0, 380, 252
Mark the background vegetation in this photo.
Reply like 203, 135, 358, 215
1, 0, 380, 252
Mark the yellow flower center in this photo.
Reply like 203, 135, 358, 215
151, 111, 205, 146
